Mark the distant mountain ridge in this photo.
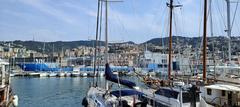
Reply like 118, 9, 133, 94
1, 36, 240, 54
143, 36, 240, 55
10, 40, 105, 53
1, 40, 135, 53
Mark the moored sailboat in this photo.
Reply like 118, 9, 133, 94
0, 59, 18, 107
197, 0, 240, 106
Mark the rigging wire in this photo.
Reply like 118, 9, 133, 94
173, 10, 179, 56
131, 0, 138, 18
160, 7, 168, 48
194, 0, 204, 75
173, 11, 178, 37
235, 13, 240, 35
148, 0, 165, 38
109, 5, 129, 42
174, 7, 183, 52
234, 7, 240, 35
216, 0, 227, 29
209, 0, 216, 78
162, 5, 170, 80
231, 1, 239, 34
178, 5, 184, 36
213, 0, 225, 35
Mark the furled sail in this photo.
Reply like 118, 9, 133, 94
105, 63, 136, 88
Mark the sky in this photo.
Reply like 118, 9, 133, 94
0, 0, 239, 43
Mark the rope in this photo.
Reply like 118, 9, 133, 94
109, 5, 129, 41
194, 0, 204, 76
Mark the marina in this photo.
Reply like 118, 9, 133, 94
0, 0, 240, 107
10, 76, 143, 107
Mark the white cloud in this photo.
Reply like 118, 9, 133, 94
18, 0, 77, 24
61, 2, 97, 18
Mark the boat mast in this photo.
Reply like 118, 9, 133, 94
226, 0, 231, 63
167, 0, 181, 81
203, 0, 208, 82
105, 0, 109, 90
103, 0, 122, 90
105, 1, 109, 64
93, 0, 101, 87
167, 0, 173, 81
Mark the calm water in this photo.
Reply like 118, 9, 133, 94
11, 77, 143, 107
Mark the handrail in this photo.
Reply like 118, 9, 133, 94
208, 97, 228, 106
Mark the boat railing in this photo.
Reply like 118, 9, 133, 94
200, 96, 208, 107
217, 77, 240, 84
208, 97, 228, 107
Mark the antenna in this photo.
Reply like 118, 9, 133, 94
33, 35, 35, 41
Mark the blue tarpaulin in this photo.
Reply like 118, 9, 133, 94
18, 63, 73, 72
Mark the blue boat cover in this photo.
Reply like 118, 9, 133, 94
18, 63, 73, 72
105, 63, 136, 88
110, 89, 143, 97
154, 88, 179, 99
147, 63, 158, 70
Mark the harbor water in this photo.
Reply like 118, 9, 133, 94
11, 77, 143, 107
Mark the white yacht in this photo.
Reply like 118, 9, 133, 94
48, 72, 57, 77
138, 86, 201, 107
200, 82, 240, 107
39, 72, 49, 77
57, 72, 65, 77
65, 72, 71, 77
28, 72, 40, 76
71, 71, 80, 77
81, 72, 88, 77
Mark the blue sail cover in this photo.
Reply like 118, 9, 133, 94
110, 89, 143, 97
105, 63, 136, 88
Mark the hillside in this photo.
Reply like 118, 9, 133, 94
1, 36, 240, 55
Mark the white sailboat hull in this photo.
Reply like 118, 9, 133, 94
57, 72, 65, 77
39, 72, 48, 77
48, 73, 57, 77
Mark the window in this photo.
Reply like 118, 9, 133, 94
222, 90, 226, 96
207, 89, 212, 95
182, 92, 200, 103
162, 59, 167, 63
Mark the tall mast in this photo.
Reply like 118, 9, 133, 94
167, 0, 173, 81
104, 0, 109, 90
167, 0, 181, 80
93, 0, 101, 86
226, 0, 231, 63
203, 0, 208, 82
105, 0, 109, 64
